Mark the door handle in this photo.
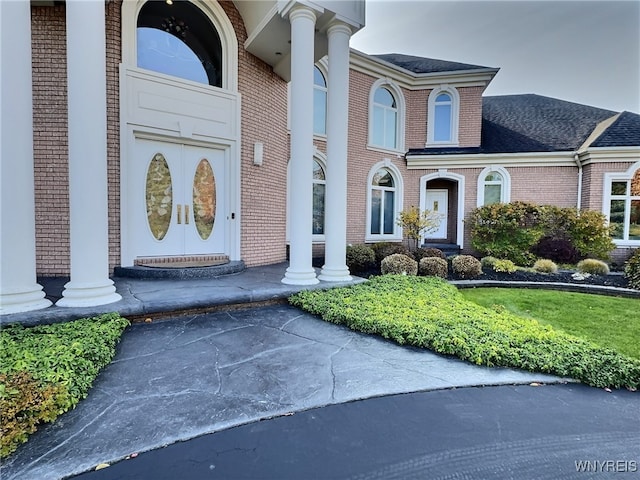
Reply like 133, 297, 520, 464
185, 205, 190, 224
177, 204, 182, 224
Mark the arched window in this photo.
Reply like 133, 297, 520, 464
606, 164, 640, 242
312, 159, 326, 235
137, 1, 223, 87
427, 86, 460, 146
366, 163, 403, 240
477, 166, 511, 207
372, 88, 398, 150
313, 66, 327, 136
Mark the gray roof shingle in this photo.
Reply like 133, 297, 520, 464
372, 53, 492, 74
591, 111, 640, 147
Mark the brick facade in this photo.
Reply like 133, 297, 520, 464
27, 1, 637, 276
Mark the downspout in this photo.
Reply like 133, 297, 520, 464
574, 153, 582, 211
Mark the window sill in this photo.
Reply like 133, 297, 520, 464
366, 144, 405, 156
365, 235, 403, 243
424, 141, 459, 148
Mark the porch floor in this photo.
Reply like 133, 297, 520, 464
1, 263, 365, 327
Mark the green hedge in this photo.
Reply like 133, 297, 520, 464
289, 276, 640, 390
0, 313, 129, 457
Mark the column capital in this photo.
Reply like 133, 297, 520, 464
283, 3, 321, 23
326, 20, 353, 37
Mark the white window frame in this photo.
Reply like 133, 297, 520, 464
286, 149, 327, 243
313, 63, 328, 137
603, 161, 640, 246
365, 160, 404, 242
312, 156, 327, 240
477, 165, 511, 207
426, 85, 460, 147
368, 78, 405, 154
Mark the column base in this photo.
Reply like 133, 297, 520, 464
318, 266, 352, 282
0, 286, 52, 315
57, 280, 121, 308
282, 267, 319, 285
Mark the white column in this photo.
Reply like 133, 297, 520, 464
319, 22, 352, 282
58, 0, 121, 307
0, 0, 52, 314
282, 5, 319, 285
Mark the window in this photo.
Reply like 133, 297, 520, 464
477, 166, 511, 207
372, 88, 397, 149
427, 86, 459, 146
312, 159, 326, 235
137, 1, 223, 87
366, 162, 403, 240
313, 67, 327, 136
368, 80, 405, 152
607, 166, 640, 242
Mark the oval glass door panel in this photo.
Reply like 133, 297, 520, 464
145, 153, 173, 241
193, 158, 216, 240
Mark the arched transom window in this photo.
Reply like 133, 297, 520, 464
477, 166, 511, 207
137, 1, 223, 87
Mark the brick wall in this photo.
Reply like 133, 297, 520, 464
32, 5, 69, 276
582, 162, 636, 211
221, 2, 290, 267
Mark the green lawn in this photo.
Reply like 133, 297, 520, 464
460, 288, 640, 359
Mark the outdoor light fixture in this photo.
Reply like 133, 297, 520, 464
166, 0, 173, 5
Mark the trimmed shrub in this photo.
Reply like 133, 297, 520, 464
452, 255, 483, 279
371, 242, 411, 265
531, 236, 580, 264
414, 247, 446, 261
469, 201, 544, 266
480, 256, 499, 269
346, 244, 376, 273
493, 259, 517, 274
0, 372, 66, 458
381, 254, 418, 276
624, 249, 640, 289
419, 257, 448, 278
533, 259, 559, 274
577, 259, 610, 275
289, 275, 640, 389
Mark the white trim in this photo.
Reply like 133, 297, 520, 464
365, 159, 404, 242
406, 151, 577, 169
419, 170, 465, 248
427, 85, 460, 147
368, 78, 406, 152
603, 161, 640, 246
476, 165, 511, 207
350, 49, 499, 91
121, 0, 238, 92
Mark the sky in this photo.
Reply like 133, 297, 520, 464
350, 0, 640, 114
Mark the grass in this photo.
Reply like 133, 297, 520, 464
460, 288, 640, 359
290, 275, 640, 390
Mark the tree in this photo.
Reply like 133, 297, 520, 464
396, 206, 441, 251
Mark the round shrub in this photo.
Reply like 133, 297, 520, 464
371, 242, 411, 265
418, 257, 448, 278
531, 236, 580, 264
381, 254, 418, 276
481, 256, 499, 269
577, 259, 610, 275
533, 259, 558, 274
493, 259, 517, 274
345, 244, 375, 273
414, 247, 446, 261
624, 249, 640, 289
451, 255, 483, 279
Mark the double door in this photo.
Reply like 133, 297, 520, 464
132, 139, 225, 258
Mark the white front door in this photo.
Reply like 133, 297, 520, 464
424, 189, 448, 240
131, 138, 226, 259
